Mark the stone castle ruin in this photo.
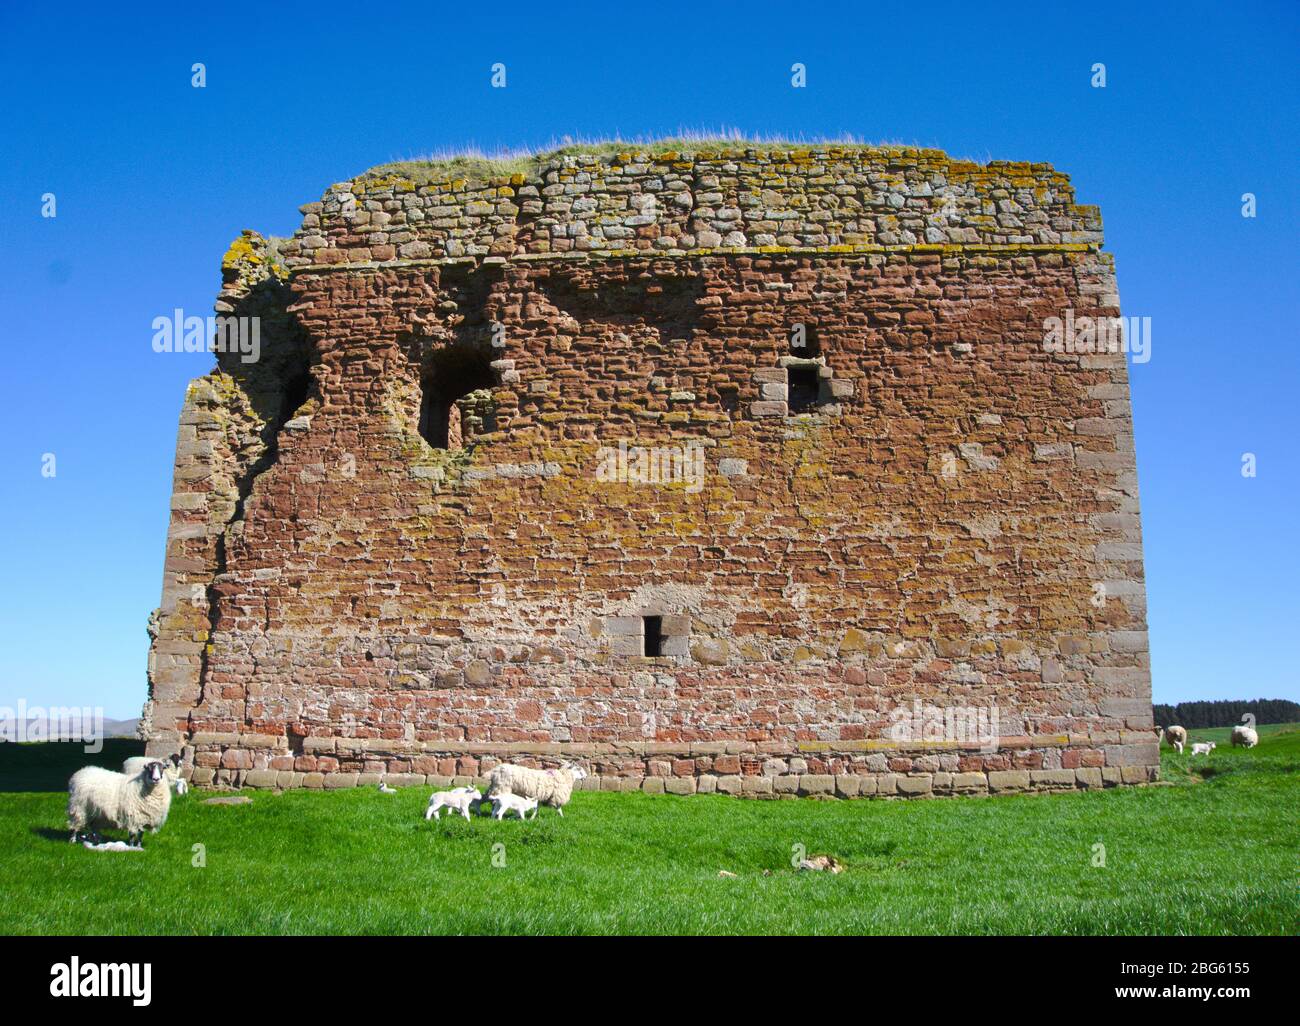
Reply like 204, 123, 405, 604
142, 143, 1158, 797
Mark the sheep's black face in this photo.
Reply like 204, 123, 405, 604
146, 762, 164, 784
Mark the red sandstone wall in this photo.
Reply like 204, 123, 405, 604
143, 149, 1155, 797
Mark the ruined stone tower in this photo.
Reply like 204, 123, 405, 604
142, 143, 1158, 796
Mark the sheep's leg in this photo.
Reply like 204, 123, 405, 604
556, 806, 563, 817
461, 805, 470, 821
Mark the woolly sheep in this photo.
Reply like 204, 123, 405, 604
487, 762, 587, 817
490, 793, 538, 821
1231, 725, 1259, 748
1190, 741, 1216, 756
1162, 725, 1187, 754
68, 761, 173, 847
425, 786, 482, 821
122, 754, 187, 795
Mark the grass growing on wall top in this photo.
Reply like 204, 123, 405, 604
358, 129, 930, 188
1, 728, 1296, 935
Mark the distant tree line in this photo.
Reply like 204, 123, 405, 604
1152, 699, 1300, 729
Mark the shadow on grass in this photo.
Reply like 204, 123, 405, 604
30, 827, 69, 844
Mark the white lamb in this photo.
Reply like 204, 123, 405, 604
486, 761, 587, 817
491, 793, 538, 821
425, 786, 482, 821
1163, 725, 1187, 754
1190, 741, 1216, 756
1231, 725, 1259, 748
68, 761, 173, 847
122, 754, 188, 795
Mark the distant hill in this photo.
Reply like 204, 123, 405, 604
102, 718, 141, 738
1, 714, 139, 742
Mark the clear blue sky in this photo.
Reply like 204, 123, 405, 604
0, 1, 1295, 717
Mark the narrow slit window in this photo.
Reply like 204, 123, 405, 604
643, 616, 663, 657
788, 365, 821, 412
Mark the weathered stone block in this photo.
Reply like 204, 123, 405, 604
1074, 768, 1103, 789
987, 771, 1031, 792
834, 775, 861, 797
951, 772, 987, 793
243, 770, 278, 789
1104, 742, 1159, 767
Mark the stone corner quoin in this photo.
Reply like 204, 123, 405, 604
141, 143, 1155, 798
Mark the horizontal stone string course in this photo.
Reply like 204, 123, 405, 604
290, 242, 1106, 275
141, 144, 1155, 797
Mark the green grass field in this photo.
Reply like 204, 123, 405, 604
1, 726, 1296, 935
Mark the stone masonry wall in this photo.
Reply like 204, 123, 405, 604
143, 146, 1156, 798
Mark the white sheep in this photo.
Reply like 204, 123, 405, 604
1231, 725, 1259, 748
486, 762, 587, 816
1163, 725, 1187, 754
491, 793, 538, 821
68, 761, 173, 847
1190, 741, 1216, 756
122, 754, 188, 795
425, 786, 482, 821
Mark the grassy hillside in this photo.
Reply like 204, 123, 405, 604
1, 728, 1295, 935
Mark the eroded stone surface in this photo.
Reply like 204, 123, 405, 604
141, 145, 1154, 797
